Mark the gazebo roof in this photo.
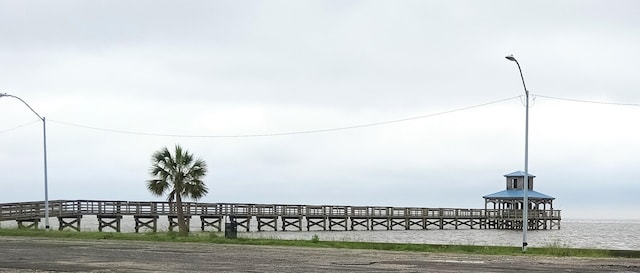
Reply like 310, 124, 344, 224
483, 189, 554, 200
504, 171, 535, 178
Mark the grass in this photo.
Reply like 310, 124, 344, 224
1, 228, 638, 258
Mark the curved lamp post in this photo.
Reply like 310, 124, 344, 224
505, 55, 529, 252
0, 93, 49, 230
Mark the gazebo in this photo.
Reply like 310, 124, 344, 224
482, 171, 560, 229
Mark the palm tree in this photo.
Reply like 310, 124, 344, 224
147, 145, 208, 236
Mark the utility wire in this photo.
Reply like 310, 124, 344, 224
0, 120, 40, 134
535, 94, 640, 107
5, 95, 637, 137
48, 96, 522, 138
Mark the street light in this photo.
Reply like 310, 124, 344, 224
0, 92, 50, 230
505, 55, 529, 252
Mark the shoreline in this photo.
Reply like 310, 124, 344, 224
2, 228, 640, 258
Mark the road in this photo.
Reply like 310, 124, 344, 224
1, 236, 639, 272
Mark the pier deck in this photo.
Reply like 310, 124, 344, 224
0, 200, 561, 232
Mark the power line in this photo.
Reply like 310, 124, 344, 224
48, 96, 522, 138
0, 120, 40, 134
535, 94, 640, 107
6, 94, 638, 138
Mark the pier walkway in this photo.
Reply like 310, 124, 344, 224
0, 200, 561, 232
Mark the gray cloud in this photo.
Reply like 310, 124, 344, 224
1, 0, 639, 219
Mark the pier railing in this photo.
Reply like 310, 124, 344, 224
0, 200, 560, 222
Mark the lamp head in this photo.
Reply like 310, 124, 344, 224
0, 92, 7, 97
505, 55, 517, 62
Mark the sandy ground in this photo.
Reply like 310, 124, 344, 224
1, 236, 639, 273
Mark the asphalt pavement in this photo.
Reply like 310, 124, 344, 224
1, 236, 639, 272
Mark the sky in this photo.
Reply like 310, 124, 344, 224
1, 0, 639, 219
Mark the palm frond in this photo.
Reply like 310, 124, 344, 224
147, 144, 210, 203
146, 179, 169, 196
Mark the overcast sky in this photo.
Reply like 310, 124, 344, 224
1, 0, 639, 219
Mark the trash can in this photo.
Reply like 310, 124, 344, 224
225, 221, 238, 239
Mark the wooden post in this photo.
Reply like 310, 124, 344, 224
200, 215, 223, 231
57, 215, 82, 232
16, 218, 40, 229
134, 215, 159, 233
97, 215, 123, 232
168, 215, 191, 232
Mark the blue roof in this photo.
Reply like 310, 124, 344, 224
483, 189, 554, 200
504, 171, 535, 178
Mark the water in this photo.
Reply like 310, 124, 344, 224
242, 219, 640, 250
233, 219, 640, 250
2, 217, 639, 250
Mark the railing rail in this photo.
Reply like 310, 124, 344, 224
0, 200, 561, 221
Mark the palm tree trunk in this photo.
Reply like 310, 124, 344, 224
175, 194, 188, 236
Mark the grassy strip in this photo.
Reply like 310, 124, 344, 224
1, 228, 638, 258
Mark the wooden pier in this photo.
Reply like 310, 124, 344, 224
0, 200, 561, 232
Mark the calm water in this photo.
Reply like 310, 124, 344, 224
2, 218, 639, 250
237, 219, 640, 250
